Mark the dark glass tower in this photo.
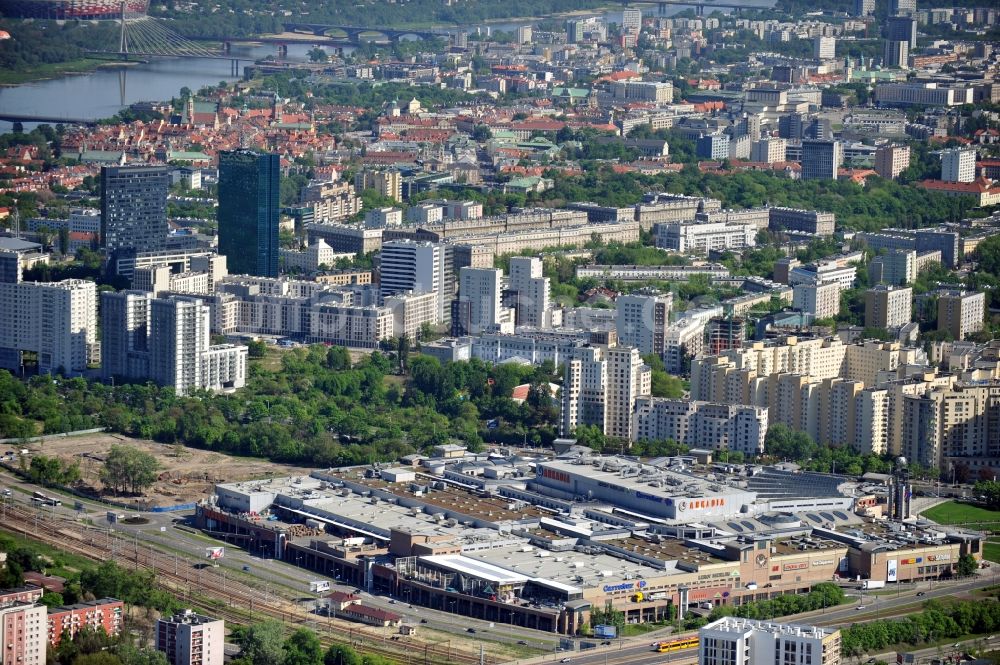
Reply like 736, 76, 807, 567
218, 150, 280, 277
101, 164, 169, 256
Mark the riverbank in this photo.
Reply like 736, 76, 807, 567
0, 58, 140, 86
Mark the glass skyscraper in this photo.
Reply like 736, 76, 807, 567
218, 149, 280, 277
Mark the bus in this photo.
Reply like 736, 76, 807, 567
31, 491, 61, 507
654, 636, 699, 653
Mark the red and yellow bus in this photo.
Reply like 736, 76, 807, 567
653, 636, 699, 653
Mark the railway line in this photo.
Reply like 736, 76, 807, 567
1, 504, 483, 665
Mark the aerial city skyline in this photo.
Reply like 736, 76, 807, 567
0, 0, 999, 664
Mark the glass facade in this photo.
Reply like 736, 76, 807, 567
218, 150, 280, 277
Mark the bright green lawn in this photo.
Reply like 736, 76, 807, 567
922, 502, 1000, 531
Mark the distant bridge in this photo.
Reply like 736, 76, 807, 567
281, 22, 448, 43
626, 0, 772, 15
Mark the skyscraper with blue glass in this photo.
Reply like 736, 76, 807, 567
218, 149, 280, 277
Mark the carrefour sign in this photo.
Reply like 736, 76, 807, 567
603, 580, 648, 593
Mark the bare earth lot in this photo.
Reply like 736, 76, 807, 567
30, 433, 314, 507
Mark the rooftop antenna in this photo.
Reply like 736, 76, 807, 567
11, 206, 19, 239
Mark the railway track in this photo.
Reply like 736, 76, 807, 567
1, 505, 484, 665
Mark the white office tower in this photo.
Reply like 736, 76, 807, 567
940, 148, 976, 183
0, 278, 97, 375
699, 618, 841, 665
508, 256, 551, 328
380, 240, 445, 321
458, 267, 505, 335
560, 345, 650, 441
615, 290, 672, 356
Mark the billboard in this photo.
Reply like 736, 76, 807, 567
887, 558, 897, 582
595, 625, 617, 639
206, 547, 225, 560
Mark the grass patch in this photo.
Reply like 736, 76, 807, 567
622, 623, 660, 637
0, 58, 107, 85
984, 541, 1000, 564
922, 501, 1000, 531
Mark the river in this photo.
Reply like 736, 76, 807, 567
0, 1, 774, 132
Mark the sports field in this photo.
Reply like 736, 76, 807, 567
922, 501, 1000, 531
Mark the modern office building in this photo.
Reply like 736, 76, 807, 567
507, 256, 551, 328
100, 164, 169, 260
937, 290, 985, 340
0, 278, 97, 375
380, 240, 445, 321
616, 290, 672, 356
0, 602, 47, 665
941, 148, 976, 183
699, 618, 841, 665
218, 149, 280, 277
800, 140, 842, 180
853, 0, 874, 16
865, 285, 913, 329
874, 144, 910, 180
156, 610, 225, 665
885, 15, 917, 47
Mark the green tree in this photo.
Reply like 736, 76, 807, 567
239, 620, 286, 665
283, 628, 323, 665
957, 553, 978, 577
99, 445, 160, 495
324, 645, 361, 665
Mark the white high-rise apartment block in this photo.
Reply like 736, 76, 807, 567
150, 297, 210, 396
940, 148, 976, 183
699, 618, 841, 665
621, 7, 642, 32
508, 256, 551, 328
605, 346, 651, 441
101, 292, 246, 395
633, 398, 768, 454
615, 290, 672, 356
380, 240, 445, 321
156, 610, 225, 665
864, 285, 912, 329
0, 603, 47, 665
814, 36, 836, 60
0, 278, 97, 375
750, 138, 786, 164
792, 281, 841, 320
560, 344, 650, 440
458, 267, 505, 335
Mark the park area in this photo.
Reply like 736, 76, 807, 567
22, 432, 313, 509
922, 501, 1000, 563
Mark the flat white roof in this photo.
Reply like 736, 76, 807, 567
420, 555, 530, 585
